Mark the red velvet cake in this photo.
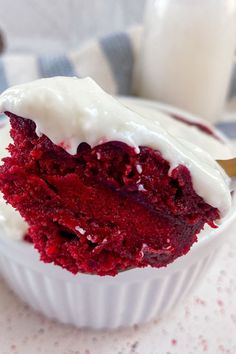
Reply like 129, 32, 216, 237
0, 77, 231, 276
0, 112, 219, 276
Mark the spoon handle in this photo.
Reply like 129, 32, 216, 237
217, 158, 236, 177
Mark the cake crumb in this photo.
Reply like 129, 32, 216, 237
195, 297, 206, 306
171, 339, 177, 346
217, 299, 224, 307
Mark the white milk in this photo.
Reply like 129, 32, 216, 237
138, 0, 236, 123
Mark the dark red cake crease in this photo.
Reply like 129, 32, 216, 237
171, 114, 221, 141
0, 112, 219, 276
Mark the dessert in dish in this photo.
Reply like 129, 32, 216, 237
0, 77, 232, 276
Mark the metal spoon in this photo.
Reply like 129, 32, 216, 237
217, 158, 236, 178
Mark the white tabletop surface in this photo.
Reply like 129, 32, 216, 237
0, 219, 236, 354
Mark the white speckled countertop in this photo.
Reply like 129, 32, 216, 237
0, 224, 236, 354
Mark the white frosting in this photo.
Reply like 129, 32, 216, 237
0, 121, 28, 240
0, 77, 232, 219
121, 100, 233, 161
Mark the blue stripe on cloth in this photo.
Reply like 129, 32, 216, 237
228, 64, 236, 100
38, 55, 76, 78
0, 58, 8, 93
0, 113, 6, 121
100, 32, 134, 95
216, 121, 236, 139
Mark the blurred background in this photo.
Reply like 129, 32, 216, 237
0, 0, 235, 122
0, 0, 146, 54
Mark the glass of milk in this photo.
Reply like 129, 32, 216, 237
137, 0, 236, 123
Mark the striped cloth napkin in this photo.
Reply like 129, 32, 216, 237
0, 26, 236, 140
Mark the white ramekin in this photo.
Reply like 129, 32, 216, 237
0, 205, 235, 330
0, 100, 235, 330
